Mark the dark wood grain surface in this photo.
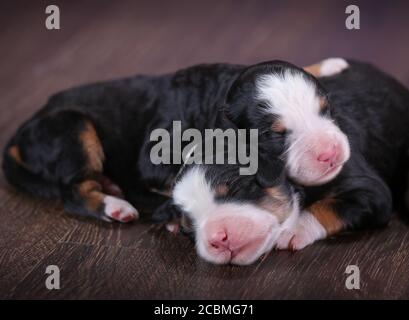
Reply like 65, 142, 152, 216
1, 0, 409, 299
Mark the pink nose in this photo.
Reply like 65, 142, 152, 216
209, 230, 229, 250
317, 145, 338, 164
204, 215, 271, 264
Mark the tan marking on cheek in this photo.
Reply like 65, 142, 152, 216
79, 122, 105, 173
77, 180, 104, 212
265, 187, 288, 203
8, 145, 24, 166
319, 96, 328, 111
308, 199, 344, 235
303, 63, 322, 77
259, 187, 290, 223
271, 119, 286, 133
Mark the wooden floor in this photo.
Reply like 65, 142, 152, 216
1, 0, 409, 299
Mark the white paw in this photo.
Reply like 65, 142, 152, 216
103, 196, 139, 222
276, 211, 326, 251
319, 58, 349, 77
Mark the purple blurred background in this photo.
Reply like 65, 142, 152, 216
1, 0, 409, 164
1, 0, 409, 174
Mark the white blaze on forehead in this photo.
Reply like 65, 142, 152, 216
256, 71, 322, 131
173, 166, 216, 221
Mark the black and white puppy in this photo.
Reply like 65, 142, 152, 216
3, 58, 347, 223
169, 60, 409, 265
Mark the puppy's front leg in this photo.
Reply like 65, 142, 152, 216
304, 57, 349, 78
276, 200, 341, 250
277, 165, 393, 250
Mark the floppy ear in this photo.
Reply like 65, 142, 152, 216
223, 82, 255, 128
223, 60, 286, 128
223, 65, 261, 128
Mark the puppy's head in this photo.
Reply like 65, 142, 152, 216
224, 61, 350, 186
172, 163, 300, 265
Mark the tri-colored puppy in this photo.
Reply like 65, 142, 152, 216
164, 60, 409, 265
3, 58, 346, 225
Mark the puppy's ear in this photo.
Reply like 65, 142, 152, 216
223, 68, 259, 128
224, 61, 286, 128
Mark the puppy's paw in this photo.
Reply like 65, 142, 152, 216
276, 211, 326, 251
103, 196, 139, 222
152, 199, 183, 234
319, 58, 349, 77
276, 229, 297, 250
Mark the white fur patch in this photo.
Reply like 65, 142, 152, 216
173, 166, 216, 222
319, 58, 349, 77
103, 196, 139, 222
276, 210, 326, 250
257, 70, 321, 132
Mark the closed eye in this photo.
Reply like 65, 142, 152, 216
319, 105, 332, 117
271, 130, 287, 138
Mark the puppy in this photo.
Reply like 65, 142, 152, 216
166, 60, 409, 265
3, 58, 348, 223
162, 157, 300, 265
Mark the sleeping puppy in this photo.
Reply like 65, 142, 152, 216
165, 159, 301, 265
2, 58, 347, 223
163, 60, 409, 265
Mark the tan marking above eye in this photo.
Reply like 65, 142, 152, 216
319, 96, 329, 111
8, 145, 24, 166
215, 184, 229, 197
271, 120, 286, 133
